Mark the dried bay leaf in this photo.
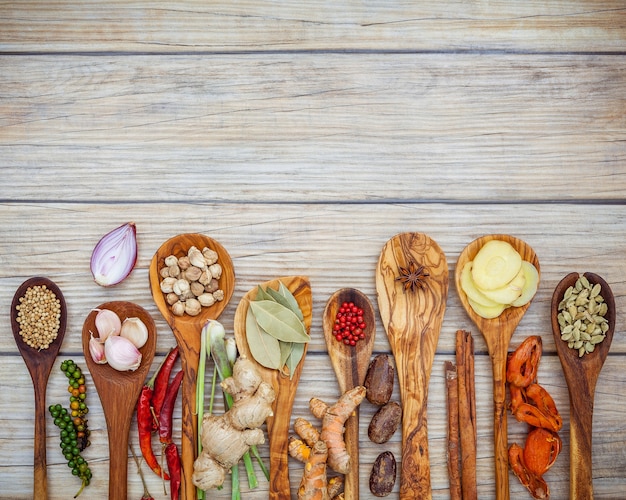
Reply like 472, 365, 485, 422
256, 284, 274, 302
267, 282, 304, 321
285, 342, 305, 380
280, 341, 293, 367
249, 300, 310, 343
245, 306, 281, 370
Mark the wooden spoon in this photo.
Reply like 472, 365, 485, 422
376, 232, 448, 499
322, 288, 376, 499
455, 234, 539, 500
551, 272, 615, 500
233, 276, 312, 499
149, 233, 235, 500
81, 301, 156, 500
11, 277, 67, 500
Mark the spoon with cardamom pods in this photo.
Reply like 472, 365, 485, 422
323, 288, 376, 500
149, 233, 235, 500
11, 277, 67, 500
551, 272, 615, 500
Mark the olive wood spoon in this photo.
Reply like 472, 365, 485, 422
376, 232, 448, 499
455, 234, 539, 500
11, 277, 67, 500
551, 272, 615, 500
323, 288, 376, 499
149, 233, 235, 500
233, 276, 312, 500
81, 301, 156, 500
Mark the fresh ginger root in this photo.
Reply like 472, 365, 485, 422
310, 385, 366, 474
191, 356, 275, 491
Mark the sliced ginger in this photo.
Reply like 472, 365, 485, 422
472, 240, 522, 290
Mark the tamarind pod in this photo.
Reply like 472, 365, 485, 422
137, 384, 169, 480
506, 336, 542, 388
159, 370, 184, 444
165, 442, 181, 500
152, 346, 180, 424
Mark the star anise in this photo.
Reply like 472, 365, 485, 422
396, 260, 429, 293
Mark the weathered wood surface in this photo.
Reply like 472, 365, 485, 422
1, 1, 625, 499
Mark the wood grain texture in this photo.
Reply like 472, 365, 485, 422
81, 301, 156, 500
233, 276, 312, 500
376, 232, 449, 499
149, 233, 235, 500
551, 272, 616, 500
455, 235, 540, 500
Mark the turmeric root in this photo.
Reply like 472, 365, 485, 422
191, 356, 275, 491
309, 385, 366, 474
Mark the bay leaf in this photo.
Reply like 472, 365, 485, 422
285, 342, 306, 380
255, 284, 274, 302
279, 341, 293, 367
249, 300, 310, 343
277, 281, 304, 321
245, 306, 281, 370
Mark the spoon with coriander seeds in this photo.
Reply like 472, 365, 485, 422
551, 272, 615, 500
376, 232, 448, 499
11, 276, 67, 500
323, 288, 376, 500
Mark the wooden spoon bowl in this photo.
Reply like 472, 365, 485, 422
455, 234, 539, 500
551, 272, 615, 500
323, 288, 376, 499
376, 232, 448, 499
81, 301, 156, 500
11, 277, 67, 499
233, 276, 312, 500
149, 233, 235, 500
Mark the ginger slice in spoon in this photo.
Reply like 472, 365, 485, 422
471, 240, 522, 290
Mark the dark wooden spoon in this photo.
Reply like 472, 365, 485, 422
376, 232, 448, 499
233, 276, 312, 500
551, 272, 615, 500
11, 277, 67, 500
455, 234, 539, 500
82, 301, 156, 500
149, 233, 235, 500
323, 288, 376, 499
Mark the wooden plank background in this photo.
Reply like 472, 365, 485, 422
0, 2, 625, 499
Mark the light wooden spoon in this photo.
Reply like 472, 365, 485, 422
455, 234, 539, 500
11, 277, 67, 500
233, 276, 312, 500
376, 232, 448, 499
323, 288, 376, 499
551, 272, 615, 500
149, 233, 235, 500
81, 301, 156, 500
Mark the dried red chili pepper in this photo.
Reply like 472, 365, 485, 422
165, 442, 181, 500
159, 369, 184, 445
152, 346, 180, 426
137, 383, 170, 480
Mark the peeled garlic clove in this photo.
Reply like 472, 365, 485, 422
120, 317, 149, 349
94, 308, 121, 342
104, 335, 142, 371
90, 222, 138, 287
89, 332, 107, 364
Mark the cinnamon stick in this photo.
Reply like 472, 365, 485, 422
456, 329, 478, 500
445, 360, 462, 500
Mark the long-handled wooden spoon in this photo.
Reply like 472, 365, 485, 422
376, 232, 448, 499
551, 272, 615, 500
323, 288, 376, 499
81, 301, 156, 500
11, 277, 67, 500
149, 233, 235, 500
455, 234, 539, 500
233, 276, 312, 499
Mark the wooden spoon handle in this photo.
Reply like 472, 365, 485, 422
266, 385, 296, 500
491, 344, 510, 500
342, 409, 360, 499
179, 351, 199, 500
399, 398, 431, 499
33, 383, 48, 499
106, 413, 131, 500
569, 391, 595, 499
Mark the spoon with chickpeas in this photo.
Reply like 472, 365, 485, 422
11, 276, 67, 499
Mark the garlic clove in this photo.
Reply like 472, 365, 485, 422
90, 222, 138, 287
104, 335, 142, 371
89, 332, 107, 364
94, 308, 122, 342
120, 317, 149, 349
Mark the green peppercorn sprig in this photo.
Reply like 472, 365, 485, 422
60, 359, 91, 450
49, 403, 92, 498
